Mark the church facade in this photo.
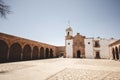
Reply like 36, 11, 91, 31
65, 26, 85, 58
65, 26, 119, 60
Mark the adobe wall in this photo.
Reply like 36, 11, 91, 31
0, 33, 57, 63
56, 46, 65, 57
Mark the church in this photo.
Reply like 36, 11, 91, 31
65, 26, 85, 58
65, 25, 119, 59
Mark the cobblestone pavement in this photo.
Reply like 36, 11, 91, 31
46, 59, 120, 80
0, 58, 120, 80
47, 68, 120, 80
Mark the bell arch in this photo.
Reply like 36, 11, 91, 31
0, 40, 8, 63
9, 43, 22, 62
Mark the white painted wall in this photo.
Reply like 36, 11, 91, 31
99, 39, 110, 59
99, 39, 117, 59
85, 38, 117, 59
85, 38, 94, 59
65, 40, 73, 58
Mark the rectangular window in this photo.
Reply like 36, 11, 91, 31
94, 41, 100, 47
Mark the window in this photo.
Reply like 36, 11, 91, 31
88, 42, 90, 44
94, 41, 100, 47
68, 43, 70, 45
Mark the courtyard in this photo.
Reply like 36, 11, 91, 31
0, 58, 120, 80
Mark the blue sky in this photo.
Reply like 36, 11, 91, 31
0, 0, 120, 46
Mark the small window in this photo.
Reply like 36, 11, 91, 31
94, 41, 100, 47
68, 43, 70, 45
88, 42, 90, 44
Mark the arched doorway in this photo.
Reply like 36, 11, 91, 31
40, 47, 44, 59
32, 46, 38, 60
50, 49, 53, 58
45, 48, 49, 58
77, 50, 81, 58
23, 44, 31, 60
0, 40, 8, 63
9, 43, 22, 62
112, 48, 115, 60
115, 47, 119, 60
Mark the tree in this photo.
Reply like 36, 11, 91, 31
0, 0, 10, 18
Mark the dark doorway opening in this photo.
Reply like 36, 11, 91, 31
112, 48, 115, 59
50, 49, 53, 58
0, 40, 8, 63
77, 50, 81, 58
40, 47, 44, 59
95, 51, 100, 59
32, 46, 38, 60
23, 44, 31, 60
45, 48, 49, 58
115, 47, 119, 60
9, 43, 22, 62
60, 53, 64, 57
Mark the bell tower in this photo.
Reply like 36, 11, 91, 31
65, 25, 73, 58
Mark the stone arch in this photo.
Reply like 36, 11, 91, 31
115, 46, 119, 60
77, 50, 81, 58
0, 40, 8, 63
9, 43, 22, 62
40, 47, 44, 59
45, 48, 49, 58
32, 46, 38, 60
112, 48, 115, 59
23, 44, 31, 60
50, 48, 53, 58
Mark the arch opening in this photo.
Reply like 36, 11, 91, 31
9, 43, 22, 62
32, 46, 38, 60
0, 40, 8, 63
45, 48, 49, 58
112, 48, 115, 59
40, 47, 44, 59
115, 47, 119, 60
50, 49, 53, 58
23, 44, 31, 60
